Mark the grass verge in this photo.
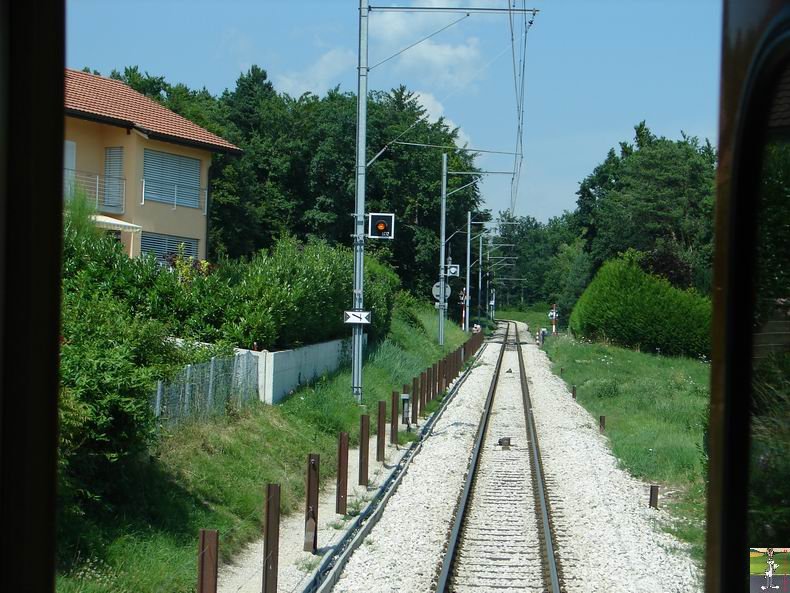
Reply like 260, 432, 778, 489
750, 551, 790, 575
56, 304, 467, 592
539, 332, 709, 563
496, 304, 554, 335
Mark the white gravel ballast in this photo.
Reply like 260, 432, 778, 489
520, 323, 702, 593
329, 337, 503, 593
323, 322, 700, 593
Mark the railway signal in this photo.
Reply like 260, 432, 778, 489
368, 213, 395, 239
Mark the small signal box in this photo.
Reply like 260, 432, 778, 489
368, 213, 395, 239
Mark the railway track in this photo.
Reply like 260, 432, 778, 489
436, 321, 563, 593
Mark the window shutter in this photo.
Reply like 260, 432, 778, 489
103, 147, 124, 211
143, 149, 201, 208
141, 232, 199, 263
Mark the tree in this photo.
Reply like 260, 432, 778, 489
576, 122, 716, 293
90, 65, 484, 291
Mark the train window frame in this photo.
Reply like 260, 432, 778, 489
708, 12, 790, 592
0, 0, 64, 589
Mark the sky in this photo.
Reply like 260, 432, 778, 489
66, 0, 722, 222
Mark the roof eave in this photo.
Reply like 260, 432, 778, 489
65, 108, 134, 130
142, 128, 243, 156
64, 109, 243, 156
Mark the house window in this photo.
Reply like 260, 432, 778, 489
141, 231, 198, 263
142, 148, 201, 208
103, 147, 124, 212
63, 140, 76, 196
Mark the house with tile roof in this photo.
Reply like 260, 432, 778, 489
63, 68, 241, 260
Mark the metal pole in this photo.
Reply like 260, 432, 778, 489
351, 0, 369, 404
439, 153, 447, 345
465, 211, 471, 332
477, 232, 483, 323
486, 241, 490, 319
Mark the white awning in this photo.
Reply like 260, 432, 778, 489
91, 214, 142, 234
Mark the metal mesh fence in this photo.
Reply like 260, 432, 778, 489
152, 351, 259, 427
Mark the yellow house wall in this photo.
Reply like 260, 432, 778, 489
64, 116, 211, 259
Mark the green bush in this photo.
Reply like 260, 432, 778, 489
218, 237, 399, 349
569, 258, 711, 357
63, 195, 400, 351
59, 199, 401, 504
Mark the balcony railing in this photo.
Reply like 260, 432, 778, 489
63, 168, 125, 214
140, 178, 208, 214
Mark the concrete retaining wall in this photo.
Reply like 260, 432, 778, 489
239, 335, 366, 405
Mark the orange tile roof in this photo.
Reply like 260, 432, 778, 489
65, 68, 241, 154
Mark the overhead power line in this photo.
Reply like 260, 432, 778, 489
367, 41, 519, 167
369, 6, 539, 14
392, 141, 519, 156
369, 13, 470, 70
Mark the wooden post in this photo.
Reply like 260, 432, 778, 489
377, 401, 386, 462
649, 485, 659, 509
439, 359, 445, 393
427, 366, 434, 402
390, 390, 398, 445
599, 416, 606, 433
262, 484, 280, 593
336, 433, 348, 514
411, 377, 418, 424
433, 362, 439, 397
359, 415, 369, 486
304, 454, 319, 553
413, 375, 421, 418
572, 385, 577, 399
197, 529, 218, 593
420, 371, 427, 415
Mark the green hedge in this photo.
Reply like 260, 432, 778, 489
59, 199, 401, 514
63, 200, 400, 351
569, 258, 711, 357
219, 238, 399, 349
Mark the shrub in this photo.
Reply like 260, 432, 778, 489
62, 195, 400, 352
218, 237, 399, 349
569, 258, 711, 357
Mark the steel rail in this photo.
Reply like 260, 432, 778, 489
301, 336, 491, 593
515, 324, 562, 593
435, 322, 510, 592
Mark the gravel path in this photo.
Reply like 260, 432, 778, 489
218, 420, 409, 593
520, 323, 702, 592
329, 331, 505, 593
222, 323, 700, 593
452, 342, 543, 592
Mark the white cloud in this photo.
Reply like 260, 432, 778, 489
414, 90, 472, 146
274, 48, 355, 97
214, 27, 257, 75
396, 37, 482, 90
369, 0, 483, 91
